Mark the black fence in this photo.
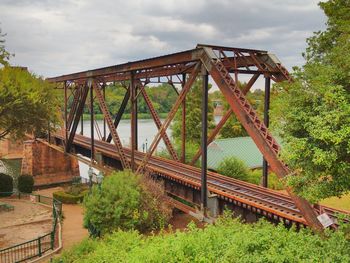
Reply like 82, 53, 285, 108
0, 193, 62, 263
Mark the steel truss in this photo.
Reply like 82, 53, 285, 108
48, 44, 323, 232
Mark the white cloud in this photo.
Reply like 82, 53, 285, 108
0, 0, 326, 77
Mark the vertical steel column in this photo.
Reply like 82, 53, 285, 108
131, 72, 137, 171
181, 73, 186, 163
201, 70, 209, 214
80, 112, 84, 135
103, 84, 106, 140
81, 85, 84, 135
64, 81, 68, 149
90, 80, 95, 163
262, 76, 271, 187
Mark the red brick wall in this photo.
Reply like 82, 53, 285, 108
0, 138, 23, 158
21, 140, 80, 186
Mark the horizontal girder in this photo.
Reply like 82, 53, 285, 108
47, 44, 288, 84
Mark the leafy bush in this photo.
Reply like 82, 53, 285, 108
17, 174, 34, 193
53, 190, 88, 204
65, 183, 88, 196
83, 171, 173, 235
268, 172, 284, 190
55, 215, 350, 263
157, 141, 201, 167
248, 170, 284, 190
0, 173, 13, 196
217, 157, 250, 181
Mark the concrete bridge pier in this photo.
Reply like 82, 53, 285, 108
21, 139, 79, 187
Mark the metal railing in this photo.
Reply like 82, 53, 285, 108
0, 193, 62, 263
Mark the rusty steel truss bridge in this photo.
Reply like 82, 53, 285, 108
46, 44, 347, 232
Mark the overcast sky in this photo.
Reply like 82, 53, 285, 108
0, 0, 326, 79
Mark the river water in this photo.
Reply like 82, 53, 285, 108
1, 117, 221, 182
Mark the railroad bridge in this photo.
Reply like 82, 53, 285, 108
44, 44, 345, 232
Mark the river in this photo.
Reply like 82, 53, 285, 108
1, 116, 221, 183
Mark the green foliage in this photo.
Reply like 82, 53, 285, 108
217, 157, 250, 181
248, 170, 284, 190
53, 190, 88, 204
0, 173, 13, 196
88, 83, 178, 118
83, 171, 172, 235
0, 67, 60, 140
17, 175, 34, 193
55, 216, 350, 263
172, 79, 215, 145
271, 0, 350, 202
217, 158, 284, 190
157, 141, 201, 166
220, 115, 247, 138
219, 87, 264, 139
0, 28, 11, 66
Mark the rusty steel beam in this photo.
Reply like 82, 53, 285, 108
66, 83, 89, 153
103, 84, 106, 140
64, 81, 68, 146
86, 96, 103, 141
196, 43, 267, 53
190, 73, 259, 165
181, 73, 186, 163
138, 82, 179, 161
262, 76, 271, 187
200, 47, 324, 232
90, 82, 95, 162
201, 69, 209, 213
47, 49, 203, 82
131, 72, 137, 171
136, 62, 202, 174
106, 87, 130, 143
47, 47, 285, 84
67, 87, 81, 130
93, 80, 130, 169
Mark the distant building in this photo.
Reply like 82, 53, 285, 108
207, 136, 281, 171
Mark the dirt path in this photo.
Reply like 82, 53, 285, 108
35, 188, 88, 249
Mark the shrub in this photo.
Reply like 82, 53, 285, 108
53, 190, 88, 204
83, 171, 173, 235
268, 172, 284, 190
0, 173, 13, 196
17, 174, 34, 193
55, 215, 350, 263
217, 157, 250, 181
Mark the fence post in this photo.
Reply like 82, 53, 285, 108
38, 236, 42, 257
38, 195, 41, 203
51, 231, 55, 249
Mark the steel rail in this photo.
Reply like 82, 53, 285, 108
53, 133, 348, 225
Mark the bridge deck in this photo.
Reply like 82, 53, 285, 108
53, 133, 347, 226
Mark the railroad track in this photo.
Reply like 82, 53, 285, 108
53, 133, 349, 226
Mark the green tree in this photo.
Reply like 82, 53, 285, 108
0, 29, 59, 140
219, 85, 263, 139
271, 0, 350, 202
0, 66, 59, 139
217, 157, 250, 181
171, 79, 215, 147
0, 28, 11, 66
83, 171, 172, 235
0, 67, 60, 140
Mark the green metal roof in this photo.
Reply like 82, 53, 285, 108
207, 137, 281, 170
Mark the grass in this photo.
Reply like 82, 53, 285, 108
321, 193, 350, 211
